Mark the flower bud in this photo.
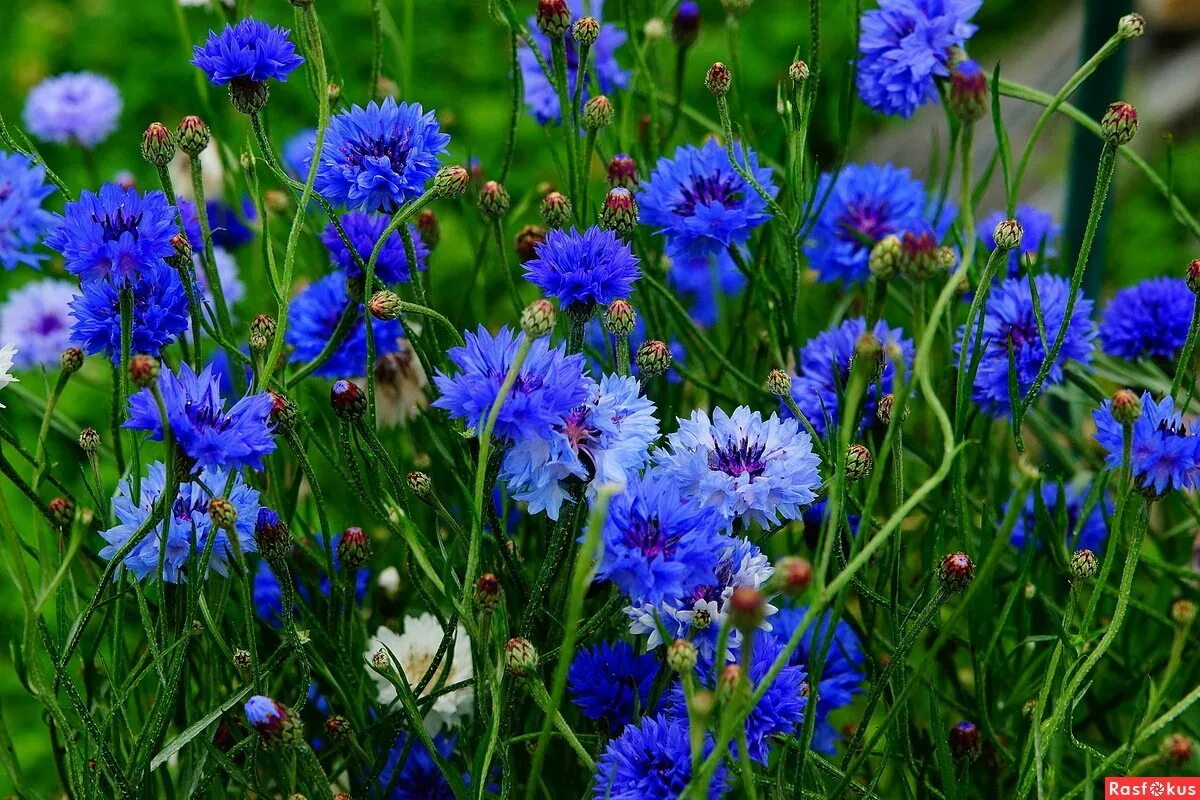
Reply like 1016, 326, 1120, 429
584, 95, 614, 130
788, 60, 810, 83
232, 649, 252, 671
478, 181, 510, 220
56, 347, 82, 375
537, 0, 572, 37
1162, 733, 1194, 767
643, 17, 666, 40
141, 122, 176, 168
573, 16, 600, 47
48, 497, 74, 529
331, 379, 367, 422
938, 552, 975, 593
228, 79, 270, 115
521, 299, 557, 338
718, 664, 745, 702
268, 391, 297, 431
672, 2, 701, 49
691, 689, 715, 719
208, 497, 237, 530
1101, 102, 1138, 146
1171, 598, 1196, 627
129, 355, 161, 388
176, 115, 211, 158
869, 234, 903, 280
845, 443, 873, 481
78, 427, 100, 453
600, 188, 638, 237
515, 224, 548, 263
324, 715, 350, 742
338, 526, 371, 569
264, 190, 289, 214
407, 471, 433, 501
705, 62, 731, 97
475, 573, 502, 612
255, 508, 292, 563
877, 393, 906, 426
667, 639, 698, 673
1069, 549, 1098, 582
505, 637, 538, 677
168, 232, 193, 269
853, 333, 885, 381
369, 290, 403, 321
1187, 259, 1200, 295
992, 218, 1024, 251
900, 230, 945, 282
249, 314, 276, 354
1117, 13, 1145, 40
433, 165, 470, 199
948, 721, 980, 761
541, 191, 573, 229
603, 299, 636, 336
371, 648, 391, 672
766, 369, 792, 397
772, 556, 813, 597
417, 209, 441, 250
608, 153, 638, 189
1111, 389, 1142, 426
729, 586, 765, 632
635, 340, 672, 378
244, 696, 302, 749
375, 76, 400, 101
949, 59, 989, 123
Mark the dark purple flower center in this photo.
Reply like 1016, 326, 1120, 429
837, 202, 891, 245
92, 207, 144, 243
341, 134, 412, 174
710, 436, 767, 479
185, 397, 231, 432
1159, 417, 1189, 437
561, 406, 601, 479
511, 371, 544, 396
681, 557, 736, 605
34, 314, 64, 336
623, 513, 679, 560
671, 173, 742, 217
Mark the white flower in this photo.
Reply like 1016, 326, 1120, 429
376, 566, 401, 598
365, 614, 473, 733
0, 345, 20, 408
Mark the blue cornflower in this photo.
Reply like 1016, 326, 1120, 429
857, 0, 982, 118
594, 471, 727, 605
805, 162, 947, 285
1099, 277, 1194, 362
665, 633, 808, 762
769, 605, 867, 754
206, 198, 256, 250
0, 279, 76, 368
376, 734, 460, 800
518, 0, 629, 125
1094, 392, 1200, 496
1008, 483, 1110, 554
501, 373, 658, 519
956, 273, 1096, 418
322, 213, 429, 284
23, 72, 121, 147
47, 184, 178, 284
585, 316, 685, 383
99, 461, 260, 583
667, 249, 746, 327
592, 714, 727, 800
432, 325, 594, 443
191, 19, 305, 86
568, 641, 659, 731
979, 204, 1061, 276
285, 273, 406, 379
125, 362, 277, 473
315, 98, 450, 213
786, 317, 915, 437
283, 128, 317, 180
0, 151, 56, 270
524, 227, 639, 311
640, 139, 776, 264
69, 263, 190, 363
657, 406, 822, 529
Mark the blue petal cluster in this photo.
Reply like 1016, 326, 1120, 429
0, 279, 77, 368
1007, 483, 1110, 553
323, 213, 429, 284
524, 227, 640, 310
206, 198, 257, 250
191, 19, 305, 85
47, 184, 178, 284
69, 263, 189, 363
978, 204, 1061, 276
567, 641, 658, 731
857, 0, 982, 118
592, 714, 727, 800
657, 406, 821, 529
786, 316, 915, 437
1094, 392, 1200, 496
125, 363, 277, 473
285, 274, 406, 379
1099, 277, 1194, 362
517, 0, 629, 125
805, 162, 946, 285
23, 72, 122, 147
956, 273, 1096, 418
316, 98, 450, 213
99, 461, 260, 582
0, 151, 55, 270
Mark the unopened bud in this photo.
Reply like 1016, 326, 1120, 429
330, 379, 367, 422
635, 340, 672, 378
337, 527, 371, 569
705, 62, 731, 97
78, 427, 100, 453
603, 299, 636, 336
176, 115, 211, 157
1111, 389, 1142, 426
992, 218, 1024, 251
369, 290, 403, 321
667, 639, 698, 673
475, 573, 501, 612
540, 192, 573, 229
573, 16, 600, 47
478, 181, 510, 220
515, 224, 548, 263
772, 556, 813, 596
1100, 102, 1138, 146
583, 95, 614, 130
537, 0, 572, 37
766, 369, 792, 397
432, 165, 470, 199
505, 637, 538, 677
141, 122, 176, 168
521, 299, 557, 338
208, 497, 237, 530
1117, 13, 1145, 40
607, 153, 638, 189
600, 188, 638, 237
845, 443, 873, 481
938, 552, 975, 593
129, 355, 160, 388
1070, 549, 1098, 582
869, 235, 903, 280
249, 314, 276, 354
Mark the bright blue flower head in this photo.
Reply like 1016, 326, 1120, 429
0, 151, 56, 270
47, 183, 179, 284
99, 461, 260, 582
323, 213, 429, 284
956, 273, 1096, 418
524, 227, 640, 311
568, 641, 658, 731
285, 273, 406, 379
376, 734, 459, 800
640, 139, 776, 264
501, 373, 658, 519
23, 72, 122, 147
1007, 483, 1110, 554
1094, 392, 1200, 496
315, 98, 450, 213
805, 162, 944, 285
432, 325, 594, 443
657, 406, 822, 529
592, 714, 727, 800
191, 19, 305, 86
125, 362, 277, 473
786, 316, 914, 437
69, 263, 189, 363
666, 249, 746, 327
595, 471, 727, 605
518, 0, 629, 125
979, 204, 1061, 276
1099, 277, 1194, 362
857, 0, 982, 118
0, 279, 76, 368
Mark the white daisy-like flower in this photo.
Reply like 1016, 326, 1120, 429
365, 613, 473, 733
0, 345, 20, 408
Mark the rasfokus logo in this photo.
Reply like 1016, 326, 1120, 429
1106, 778, 1200, 798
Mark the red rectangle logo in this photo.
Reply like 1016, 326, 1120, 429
1106, 778, 1200, 798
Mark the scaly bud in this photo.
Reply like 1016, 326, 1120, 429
475, 573, 502, 612
338, 527, 371, 569
1111, 389, 1142, 426
176, 115, 211, 157
129, 355, 160, 388
583, 95, 614, 130
788, 60, 810, 84
1070, 549, 1098, 582
48, 497, 74, 529
505, 637, 538, 677
949, 60, 989, 123
515, 224, 548, 263
600, 188, 639, 237
772, 556, 813, 597
244, 696, 303, 749
521, 299, 557, 338
432, 165, 470, 199
667, 639, 698, 673
573, 16, 600, 46
208, 497, 237, 530
407, 471, 433, 499
540, 191, 573, 229
537, 0, 572, 37
141, 122, 176, 168
603, 299, 636, 336
369, 290, 403, 321
938, 552, 975, 593
635, 340, 672, 378
728, 586, 765, 633
228, 79, 270, 115
78, 427, 100, 453
766, 369, 792, 397
249, 314, 276, 354
949, 721, 981, 761
869, 235, 903, 280
331, 379, 367, 422
417, 209, 441, 250
705, 62, 731, 97
992, 218, 1024, 251
1117, 13, 1145, 40
607, 153, 638, 189
1100, 102, 1138, 146
845, 443, 873, 481
478, 181, 511, 220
